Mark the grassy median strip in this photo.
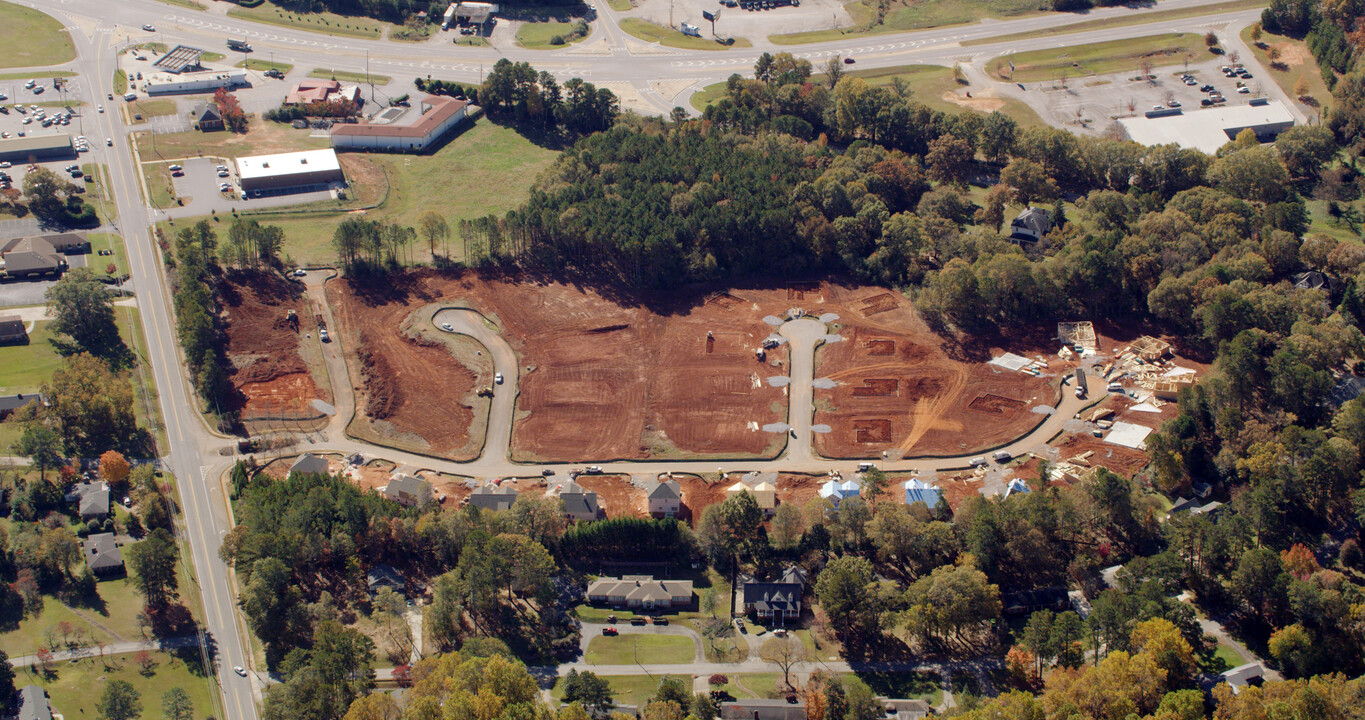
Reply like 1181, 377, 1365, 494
0, 0, 76, 68
152, 0, 209, 9
236, 58, 296, 75
308, 68, 392, 85
964, 0, 1268, 46
771, 0, 1040, 45
227, 0, 388, 38
516, 19, 590, 50
620, 18, 750, 50
986, 33, 1205, 83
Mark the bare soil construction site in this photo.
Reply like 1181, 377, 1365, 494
328, 275, 491, 460
329, 271, 797, 462
811, 285, 1054, 459
219, 270, 329, 430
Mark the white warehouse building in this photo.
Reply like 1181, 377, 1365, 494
1117, 100, 1296, 155
330, 95, 471, 154
235, 148, 345, 196
145, 68, 247, 96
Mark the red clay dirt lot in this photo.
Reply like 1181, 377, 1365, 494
328, 274, 489, 460
330, 271, 795, 462
811, 285, 1054, 459
219, 270, 327, 424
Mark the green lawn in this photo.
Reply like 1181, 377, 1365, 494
1240, 25, 1332, 119
620, 18, 750, 50
0, 577, 157, 653
0, 320, 60, 394
1306, 198, 1360, 242
227, 0, 389, 38
87, 232, 129, 279
308, 68, 392, 85
554, 674, 690, 707
771, 0, 1039, 44
964, 0, 1269, 46
114, 69, 128, 95
607, 0, 633, 9
726, 673, 787, 698
141, 161, 182, 210
585, 634, 695, 665
19, 651, 218, 720
987, 33, 1207, 83
692, 64, 1046, 129
0, 71, 74, 81
180, 119, 560, 266
0, 0, 76, 68
81, 163, 115, 223
236, 58, 295, 75
129, 98, 177, 119
516, 20, 590, 50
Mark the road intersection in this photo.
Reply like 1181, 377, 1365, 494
3, 0, 1268, 715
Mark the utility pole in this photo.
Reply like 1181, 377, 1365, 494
367, 49, 374, 103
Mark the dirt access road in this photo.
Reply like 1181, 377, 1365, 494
432, 307, 516, 462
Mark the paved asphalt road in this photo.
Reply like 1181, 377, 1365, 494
7, 0, 1267, 716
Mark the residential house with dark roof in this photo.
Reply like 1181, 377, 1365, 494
367, 563, 405, 595
383, 472, 431, 507
289, 453, 330, 476
721, 699, 807, 720
0, 392, 41, 419
740, 566, 807, 625
548, 479, 599, 522
586, 575, 693, 610
18, 685, 52, 720
0, 315, 28, 344
83, 532, 123, 576
1002, 587, 1070, 616
883, 699, 931, 720
468, 482, 519, 512
66, 480, 110, 520
644, 478, 681, 516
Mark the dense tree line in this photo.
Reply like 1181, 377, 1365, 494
168, 220, 237, 428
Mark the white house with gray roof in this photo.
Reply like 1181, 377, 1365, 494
645, 478, 681, 516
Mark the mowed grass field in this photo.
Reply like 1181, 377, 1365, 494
0, 1, 76, 68
18, 651, 218, 720
620, 18, 751, 50
692, 64, 1046, 129
0, 319, 60, 393
1240, 25, 1332, 117
159, 120, 560, 266
987, 33, 1207, 83
585, 634, 695, 664
771, 0, 1040, 44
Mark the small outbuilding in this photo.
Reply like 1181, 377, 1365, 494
193, 102, 224, 131
0, 315, 27, 344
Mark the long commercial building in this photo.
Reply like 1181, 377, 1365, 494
1118, 100, 1296, 155
235, 148, 344, 195
145, 68, 247, 96
0, 133, 73, 162
330, 95, 470, 153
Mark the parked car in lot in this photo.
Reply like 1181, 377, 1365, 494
168, 164, 182, 171
602, 627, 619, 636
654, 617, 669, 626
630, 617, 646, 626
